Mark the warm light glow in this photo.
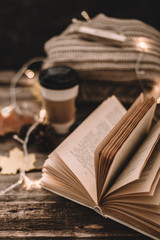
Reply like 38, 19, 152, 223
149, 83, 160, 103
134, 38, 149, 52
24, 176, 41, 190
137, 41, 149, 50
81, 11, 90, 21
154, 84, 160, 104
39, 109, 46, 122
1, 106, 13, 118
25, 69, 35, 79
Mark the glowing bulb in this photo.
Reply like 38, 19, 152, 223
25, 69, 35, 79
1, 106, 13, 118
138, 41, 148, 50
81, 11, 90, 21
149, 83, 160, 103
39, 109, 46, 122
154, 84, 160, 103
135, 38, 149, 51
24, 176, 41, 190
35, 179, 41, 188
24, 176, 33, 190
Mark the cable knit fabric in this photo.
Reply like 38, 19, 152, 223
43, 14, 160, 103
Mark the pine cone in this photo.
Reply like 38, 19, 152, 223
18, 123, 56, 153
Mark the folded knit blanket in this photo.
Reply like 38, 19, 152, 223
42, 14, 160, 103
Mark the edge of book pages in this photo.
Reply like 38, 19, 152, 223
41, 94, 159, 240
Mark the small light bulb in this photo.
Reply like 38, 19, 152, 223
138, 41, 148, 50
81, 11, 90, 21
24, 176, 41, 190
149, 83, 160, 102
157, 97, 160, 104
135, 38, 149, 51
1, 106, 13, 118
35, 179, 41, 188
39, 109, 46, 122
25, 69, 35, 79
25, 177, 33, 190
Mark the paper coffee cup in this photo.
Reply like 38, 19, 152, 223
39, 66, 79, 134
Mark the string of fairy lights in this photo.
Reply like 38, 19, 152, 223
0, 12, 160, 195
0, 57, 46, 195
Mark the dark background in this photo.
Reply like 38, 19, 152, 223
0, 0, 160, 70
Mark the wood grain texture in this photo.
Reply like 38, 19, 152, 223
0, 72, 153, 239
0, 176, 151, 240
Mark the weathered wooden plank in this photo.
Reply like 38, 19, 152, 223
0, 231, 148, 240
0, 200, 151, 239
0, 170, 152, 239
0, 197, 149, 239
0, 171, 152, 240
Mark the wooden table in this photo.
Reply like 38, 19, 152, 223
0, 71, 152, 239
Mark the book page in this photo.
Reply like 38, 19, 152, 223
101, 102, 156, 195
51, 96, 126, 202
99, 98, 153, 194
42, 171, 96, 208
106, 204, 160, 229
115, 162, 160, 196
106, 180, 160, 206
107, 121, 160, 194
102, 205, 160, 239
94, 93, 144, 172
94, 93, 144, 198
107, 142, 160, 198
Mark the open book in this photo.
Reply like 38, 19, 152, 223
41, 94, 160, 240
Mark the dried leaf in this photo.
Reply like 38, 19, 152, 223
0, 109, 34, 136
0, 147, 36, 175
